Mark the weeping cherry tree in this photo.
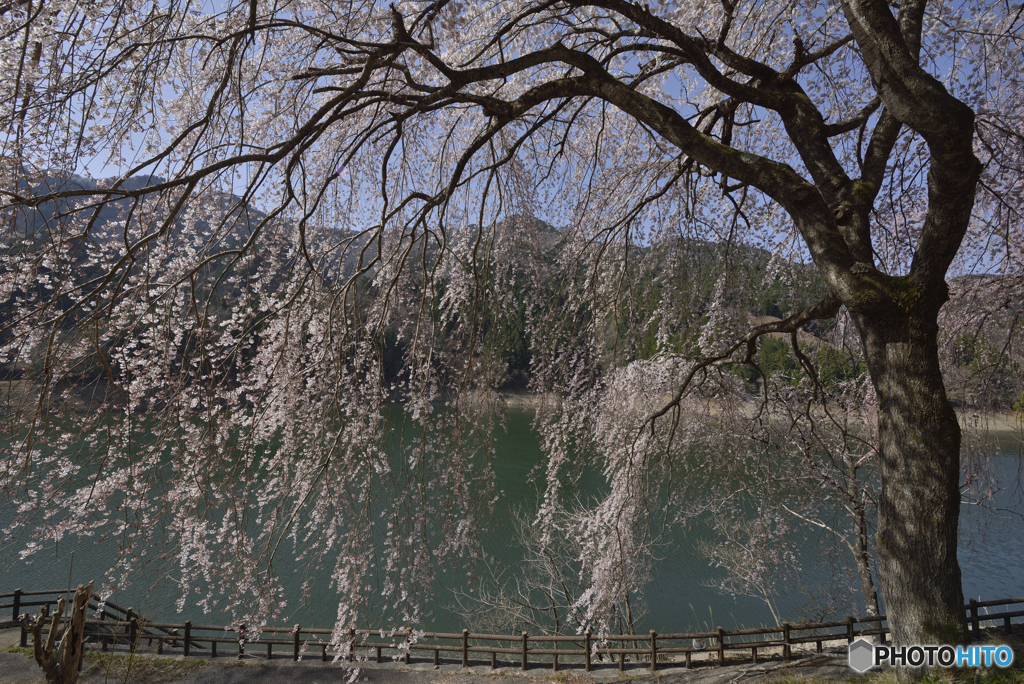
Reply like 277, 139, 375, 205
2, 0, 1023, 656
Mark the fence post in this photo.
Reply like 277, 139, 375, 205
970, 599, 980, 640
717, 626, 725, 666
552, 638, 558, 672
650, 630, 657, 672
462, 629, 469, 668
783, 622, 791, 661
348, 628, 355, 663
130, 616, 139, 652
238, 623, 245, 659
846, 615, 855, 643
16, 588, 26, 648
585, 631, 591, 672
521, 631, 528, 670
128, 609, 139, 653
184, 621, 191, 657
293, 625, 300, 661
98, 603, 108, 652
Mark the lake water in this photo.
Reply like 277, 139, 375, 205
1, 409, 1022, 633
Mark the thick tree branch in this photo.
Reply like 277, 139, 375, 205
862, 108, 902, 190
823, 97, 881, 137
840, 0, 982, 287
568, 0, 785, 107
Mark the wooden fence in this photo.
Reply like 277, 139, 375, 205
1, 589, 1021, 673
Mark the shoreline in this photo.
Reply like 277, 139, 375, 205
5, 378, 1022, 444
480, 390, 1022, 436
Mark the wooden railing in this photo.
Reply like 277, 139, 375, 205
1, 589, 1021, 672
0, 588, 184, 651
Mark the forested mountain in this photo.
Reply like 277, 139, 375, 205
3, 174, 1018, 413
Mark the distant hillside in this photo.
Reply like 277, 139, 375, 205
3, 173, 833, 397
6, 169, 260, 249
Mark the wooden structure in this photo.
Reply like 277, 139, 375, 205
2, 589, 1021, 672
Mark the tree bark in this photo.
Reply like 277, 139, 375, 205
854, 300, 966, 648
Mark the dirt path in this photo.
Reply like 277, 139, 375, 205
0, 649, 861, 684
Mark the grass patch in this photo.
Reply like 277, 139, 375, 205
8, 647, 209, 683
82, 651, 210, 684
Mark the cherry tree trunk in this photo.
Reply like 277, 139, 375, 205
854, 303, 967, 648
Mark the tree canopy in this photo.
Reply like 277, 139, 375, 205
1, 0, 1022, 655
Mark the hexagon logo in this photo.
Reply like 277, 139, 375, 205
848, 637, 875, 672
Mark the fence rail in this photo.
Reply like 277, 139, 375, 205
1, 589, 1021, 673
